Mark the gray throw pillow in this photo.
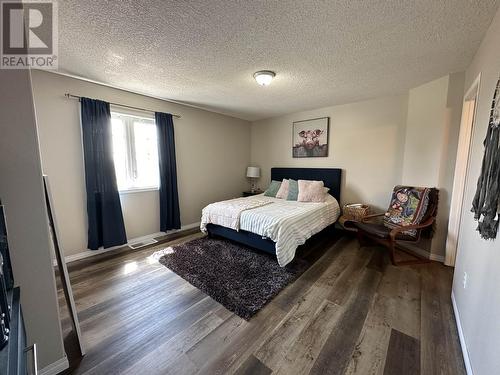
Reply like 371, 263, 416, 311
264, 180, 281, 197
287, 179, 299, 200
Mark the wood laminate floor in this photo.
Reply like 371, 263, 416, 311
58, 230, 465, 375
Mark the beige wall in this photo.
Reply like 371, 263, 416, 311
452, 6, 500, 375
402, 73, 465, 259
250, 95, 409, 210
0, 70, 65, 369
31, 71, 251, 257
403, 76, 451, 186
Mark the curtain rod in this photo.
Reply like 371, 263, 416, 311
64, 93, 181, 119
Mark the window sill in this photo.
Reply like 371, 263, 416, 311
119, 187, 159, 195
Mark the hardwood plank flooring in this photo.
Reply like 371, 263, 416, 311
383, 329, 420, 375
234, 355, 272, 375
309, 268, 382, 375
58, 230, 465, 375
273, 300, 342, 375
420, 265, 465, 375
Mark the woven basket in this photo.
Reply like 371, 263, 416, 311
342, 203, 371, 221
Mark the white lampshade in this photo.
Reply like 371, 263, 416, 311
246, 166, 260, 178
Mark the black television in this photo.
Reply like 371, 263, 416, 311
0, 200, 13, 291
0, 199, 14, 348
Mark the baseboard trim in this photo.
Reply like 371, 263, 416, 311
452, 291, 473, 375
411, 246, 445, 262
39, 355, 69, 375
398, 243, 445, 262
60, 222, 200, 264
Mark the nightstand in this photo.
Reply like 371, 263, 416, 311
242, 191, 262, 197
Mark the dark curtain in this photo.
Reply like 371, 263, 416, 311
471, 77, 500, 240
81, 97, 127, 249
155, 112, 181, 231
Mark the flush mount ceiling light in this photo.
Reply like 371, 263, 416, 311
253, 70, 276, 86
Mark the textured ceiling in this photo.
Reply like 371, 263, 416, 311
57, 0, 499, 121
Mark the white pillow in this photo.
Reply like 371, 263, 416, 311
275, 179, 290, 199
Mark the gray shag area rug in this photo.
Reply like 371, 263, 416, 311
155, 237, 313, 320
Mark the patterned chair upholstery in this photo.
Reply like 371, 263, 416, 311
350, 186, 439, 265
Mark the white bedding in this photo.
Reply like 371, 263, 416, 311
200, 194, 340, 267
200, 197, 272, 231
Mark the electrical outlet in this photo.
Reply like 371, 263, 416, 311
463, 272, 468, 289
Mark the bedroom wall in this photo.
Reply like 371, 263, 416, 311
250, 94, 409, 210
402, 72, 465, 260
31, 70, 251, 257
452, 6, 500, 375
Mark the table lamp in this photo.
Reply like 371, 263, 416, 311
246, 167, 261, 193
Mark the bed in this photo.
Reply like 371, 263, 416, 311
202, 167, 342, 266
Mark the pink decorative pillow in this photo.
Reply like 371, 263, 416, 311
275, 179, 290, 199
297, 180, 326, 202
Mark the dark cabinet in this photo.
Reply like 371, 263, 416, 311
0, 203, 35, 375
0, 288, 32, 375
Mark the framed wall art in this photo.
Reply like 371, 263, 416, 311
292, 117, 329, 158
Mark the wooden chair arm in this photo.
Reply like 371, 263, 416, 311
389, 216, 436, 240
361, 213, 385, 222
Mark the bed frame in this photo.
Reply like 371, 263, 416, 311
206, 167, 342, 255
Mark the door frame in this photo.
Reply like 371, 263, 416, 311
445, 73, 481, 266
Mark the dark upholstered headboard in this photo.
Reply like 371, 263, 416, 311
270, 168, 342, 202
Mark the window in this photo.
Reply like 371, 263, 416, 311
111, 110, 159, 192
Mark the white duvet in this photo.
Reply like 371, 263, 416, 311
200, 196, 272, 231
200, 194, 340, 267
